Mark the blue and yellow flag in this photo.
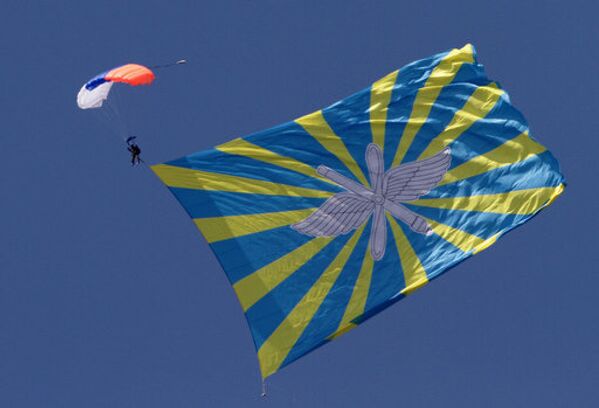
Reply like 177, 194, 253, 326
152, 45, 564, 378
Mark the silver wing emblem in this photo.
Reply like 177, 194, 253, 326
292, 143, 451, 261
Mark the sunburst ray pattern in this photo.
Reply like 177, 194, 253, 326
152, 44, 565, 379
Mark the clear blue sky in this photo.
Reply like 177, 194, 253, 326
1, 1, 597, 406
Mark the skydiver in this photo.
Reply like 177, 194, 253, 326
126, 137, 142, 166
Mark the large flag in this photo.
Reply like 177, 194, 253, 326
152, 44, 565, 378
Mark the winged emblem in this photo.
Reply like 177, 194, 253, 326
292, 143, 451, 261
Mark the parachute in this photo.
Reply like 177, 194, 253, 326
77, 64, 155, 110
77, 61, 185, 140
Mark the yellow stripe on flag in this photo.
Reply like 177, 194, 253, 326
392, 44, 475, 166
409, 185, 564, 215
330, 244, 374, 339
257, 225, 365, 378
370, 70, 399, 149
387, 215, 429, 294
194, 208, 316, 243
296, 110, 370, 187
439, 132, 546, 186
233, 237, 334, 311
418, 83, 505, 160
425, 217, 498, 254
152, 164, 334, 198
216, 138, 337, 187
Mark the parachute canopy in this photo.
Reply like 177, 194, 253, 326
77, 63, 155, 109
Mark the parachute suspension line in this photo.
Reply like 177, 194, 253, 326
261, 378, 267, 398
91, 103, 123, 141
103, 101, 127, 141
149, 59, 187, 70
109, 86, 122, 117
108, 86, 130, 139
